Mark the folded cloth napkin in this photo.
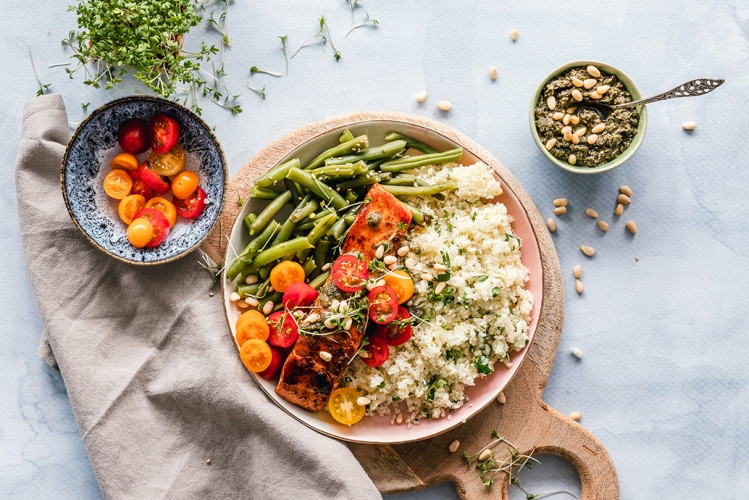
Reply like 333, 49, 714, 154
16, 94, 381, 499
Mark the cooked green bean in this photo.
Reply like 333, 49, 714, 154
286, 167, 348, 210
254, 158, 301, 188
226, 220, 280, 281
309, 270, 331, 290
290, 198, 319, 223
309, 236, 332, 280
302, 257, 317, 276
380, 148, 463, 172
303, 135, 369, 170
344, 213, 357, 224
337, 172, 383, 191
324, 140, 407, 166
243, 212, 257, 231
287, 179, 303, 202
309, 160, 368, 180
401, 201, 429, 225
249, 190, 292, 235
237, 283, 261, 298
249, 186, 282, 200
297, 213, 337, 262
246, 237, 313, 272
271, 219, 296, 247
344, 189, 359, 203
384, 175, 445, 200
339, 128, 354, 143
384, 132, 438, 154
259, 262, 273, 280
258, 291, 283, 311
383, 180, 458, 197
327, 215, 350, 240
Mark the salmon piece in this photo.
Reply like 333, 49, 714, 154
276, 184, 412, 412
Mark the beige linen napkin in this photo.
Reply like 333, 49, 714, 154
16, 94, 381, 499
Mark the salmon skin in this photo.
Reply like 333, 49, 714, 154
275, 184, 412, 412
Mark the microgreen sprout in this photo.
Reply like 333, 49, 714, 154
48, 62, 71, 68
345, 11, 379, 38
291, 16, 329, 59
246, 84, 267, 100
81, 102, 90, 113
346, 0, 360, 24
198, 253, 224, 285
28, 46, 51, 97
250, 66, 282, 77
323, 21, 342, 61
278, 35, 289, 75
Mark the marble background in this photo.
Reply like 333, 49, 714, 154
2, 1, 748, 498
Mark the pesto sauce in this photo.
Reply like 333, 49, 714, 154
535, 67, 640, 167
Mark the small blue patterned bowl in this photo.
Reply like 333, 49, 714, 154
61, 96, 228, 265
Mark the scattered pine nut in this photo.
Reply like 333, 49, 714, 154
246, 297, 259, 307
554, 206, 567, 215
375, 245, 385, 259
568, 412, 582, 421
592, 123, 606, 134
547, 96, 557, 111
682, 120, 696, 130
619, 185, 632, 196
376, 279, 387, 287
571, 347, 583, 358
510, 28, 519, 41
568, 153, 577, 164
416, 91, 427, 103
569, 115, 580, 125
396, 413, 403, 424
383, 255, 397, 265
434, 282, 447, 295
571, 134, 580, 145
321, 263, 331, 271
626, 220, 637, 234
304, 313, 320, 324
566, 106, 577, 113
497, 391, 506, 404
583, 79, 597, 89
635, 256, 640, 261
597, 85, 610, 94
552, 112, 564, 120
571, 89, 583, 102
319, 351, 333, 362
587, 134, 599, 145
575, 279, 584, 294
572, 78, 584, 88
230, 292, 240, 302
357, 396, 371, 406
585, 208, 598, 218
437, 101, 452, 111
237, 300, 249, 309
618, 194, 631, 205
449, 440, 461, 453
547, 218, 556, 232
262, 301, 274, 315
206, 459, 211, 465
478, 449, 492, 461
245, 275, 258, 285
597, 221, 609, 232
574, 127, 587, 137
563, 132, 573, 142
590, 91, 602, 100
554, 198, 568, 207
586, 65, 601, 78
562, 114, 570, 125
344, 317, 353, 330
433, 263, 448, 272
545, 138, 557, 150
580, 245, 595, 257
573, 265, 582, 279
324, 318, 336, 329
405, 258, 416, 270
489, 66, 498, 81
420, 273, 434, 282
614, 203, 624, 216
209, 292, 214, 297
397, 246, 409, 257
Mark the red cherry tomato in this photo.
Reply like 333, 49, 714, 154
361, 335, 389, 368
368, 285, 399, 324
266, 311, 299, 349
117, 118, 151, 155
281, 282, 319, 310
257, 345, 285, 380
137, 162, 171, 195
374, 306, 413, 346
331, 254, 369, 292
127, 171, 154, 199
132, 207, 170, 247
149, 114, 181, 154
174, 186, 206, 219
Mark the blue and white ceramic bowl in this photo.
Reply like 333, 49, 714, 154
61, 96, 228, 265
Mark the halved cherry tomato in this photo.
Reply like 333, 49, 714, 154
239, 339, 272, 373
383, 270, 414, 304
145, 197, 177, 227
236, 310, 269, 346
331, 254, 369, 292
237, 310, 265, 330
137, 162, 171, 195
110, 152, 139, 171
149, 114, 180, 154
127, 218, 154, 248
103, 169, 132, 199
117, 118, 151, 155
117, 194, 146, 225
282, 282, 319, 310
128, 175, 153, 200
257, 345, 285, 380
171, 171, 199, 200
368, 285, 399, 324
266, 311, 299, 348
148, 144, 185, 176
361, 335, 389, 368
270, 261, 306, 293
375, 306, 413, 346
132, 207, 170, 247
328, 387, 366, 426
174, 186, 206, 219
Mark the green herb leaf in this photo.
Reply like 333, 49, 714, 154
474, 355, 493, 375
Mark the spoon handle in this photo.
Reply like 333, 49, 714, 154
619, 78, 724, 108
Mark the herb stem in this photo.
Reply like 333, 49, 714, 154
345, 12, 379, 38
246, 84, 267, 100
278, 35, 289, 75
28, 45, 50, 97
250, 66, 282, 77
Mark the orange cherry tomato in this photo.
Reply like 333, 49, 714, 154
145, 197, 177, 227
110, 153, 139, 171
127, 218, 154, 248
132, 208, 170, 247
237, 309, 265, 329
148, 144, 185, 176
239, 339, 272, 373
117, 194, 146, 225
103, 169, 133, 199
383, 270, 415, 304
236, 312, 270, 346
270, 261, 306, 292
328, 387, 366, 426
171, 171, 199, 200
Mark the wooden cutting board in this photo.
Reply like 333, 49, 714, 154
201, 112, 619, 500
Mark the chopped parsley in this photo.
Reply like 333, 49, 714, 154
434, 250, 451, 282
445, 348, 461, 364
475, 275, 489, 283
378, 381, 386, 389
474, 355, 493, 375
492, 287, 501, 298
426, 375, 448, 404
504, 233, 522, 250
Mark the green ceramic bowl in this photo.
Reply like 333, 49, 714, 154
529, 60, 648, 174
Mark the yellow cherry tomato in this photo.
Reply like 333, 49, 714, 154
239, 339, 272, 373
145, 197, 177, 228
110, 152, 139, 171
328, 387, 366, 426
103, 169, 133, 199
383, 270, 415, 304
117, 194, 146, 225
148, 144, 185, 176
127, 218, 154, 248
171, 171, 199, 200
236, 312, 269, 346
270, 261, 306, 292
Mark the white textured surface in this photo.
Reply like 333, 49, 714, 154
2, 0, 748, 498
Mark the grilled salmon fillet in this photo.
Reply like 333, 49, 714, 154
275, 184, 412, 411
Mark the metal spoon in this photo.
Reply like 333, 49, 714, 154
575, 78, 724, 121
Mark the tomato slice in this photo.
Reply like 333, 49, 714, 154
375, 306, 413, 346
117, 194, 146, 225
145, 197, 177, 227
110, 152, 139, 171
266, 311, 299, 348
137, 162, 171, 195
257, 345, 285, 380
328, 387, 366, 426
281, 282, 319, 310
103, 169, 132, 199
149, 114, 181, 154
236, 311, 269, 346
368, 286, 399, 324
270, 261, 306, 293
148, 144, 185, 176
117, 118, 151, 155
132, 207, 170, 247
239, 339, 272, 373
331, 254, 369, 292
174, 186, 206, 219
361, 335, 389, 368
383, 270, 415, 304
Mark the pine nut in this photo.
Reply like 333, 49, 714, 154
575, 279, 584, 294
573, 265, 582, 279
269, 286, 275, 293
586, 65, 601, 78
569, 115, 580, 125
568, 153, 577, 164
545, 138, 557, 150
597, 85, 610, 94
566, 106, 577, 113
554, 198, 568, 207
405, 258, 416, 270
245, 275, 258, 285
375, 245, 385, 259
357, 396, 371, 406
434, 282, 447, 295
592, 123, 606, 134
237, 300, 249, 309
626, 220, 637, 234
587, 134, 598, 145
563, 132, 573, 142
614, 203, 624, 216
547, 218, 556, 232
245, 297, 259, 307
571, 89, 583, 102
230, 292, 241, 302
572, 78, 584, 88
583, 78, 597, 89
397, 246, 409, 257
562, 114, 570, 125
580, 245, 595, 257
571, 347, 584, 358
682, 120, 696, 130
554, 206, 567, 215
569, 411, 582, 421
619, 185, 632, 196
552, 112, 564, 120
618, 194, 631, 205
321, 263, 331, 271
319, 351, 332, 362
590, 91, 602, 100
383, 255, 397, 265
437, 101, 452, 111
489, 66, 498, 80
416, 91, 427, 103
376, 279, 387, 287
561, 126, 572, 135
510, 28, 518, 41
585, 208, 598, 218
449, 440, 460, 453
304, 313, 320, 324
330, 299, 340, 311
396, 413, 403, 424
263, 301, 274, 315
344, 318, 353, 330
324, 318, 335, 329
546, 96, 557, 110
597, 221, 609, 232
433, 263, 447, 272
420, 273, 434, 282
478, 449, 492, 461
575, 127, 586, 137
571, 134, 580, 145
366, 281, 375, 291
